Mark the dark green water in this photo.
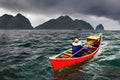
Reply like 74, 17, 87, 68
0, 30, 119, 80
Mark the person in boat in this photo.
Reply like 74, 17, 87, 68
72, 38, 88, 57
84, 39, 100, 49
91, 39, 100, 47
84, 37, 100, 53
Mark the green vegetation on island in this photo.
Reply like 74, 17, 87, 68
0, 13, 33, 29
36, 15, 94, 30
0, 13, 105, 30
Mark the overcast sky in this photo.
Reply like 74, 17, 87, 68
0, 0, 120, 30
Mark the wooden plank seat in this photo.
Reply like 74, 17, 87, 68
56, 50, 73, 58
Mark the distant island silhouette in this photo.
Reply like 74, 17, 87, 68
0, 13, 33, 29
96, 24, 104, 30
0, 13, 104, 30
36, 15, 94, 30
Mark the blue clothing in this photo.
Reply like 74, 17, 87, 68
72, 45, 88, 57
72, 45, 83, 57
83, 48, 89, 52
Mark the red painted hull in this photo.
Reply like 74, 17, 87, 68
49, 47, 100, 71
49, 34, 102, 71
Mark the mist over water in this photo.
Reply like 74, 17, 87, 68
0, 30, 119, 80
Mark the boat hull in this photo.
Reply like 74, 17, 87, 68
49, 47, 100, 72
55, 56, 93, 76
49, 33, 102, 74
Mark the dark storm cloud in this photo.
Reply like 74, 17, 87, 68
0, 0, 120, 21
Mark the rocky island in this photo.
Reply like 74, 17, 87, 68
35, 15, 94, 30
96, 24, 104, 30
0, 13, 105, 30
0, 13, 33, 29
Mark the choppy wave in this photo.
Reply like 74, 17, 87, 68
0, 30, 120, 80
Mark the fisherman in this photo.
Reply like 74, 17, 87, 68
72, 38, 88, 57
91, 39, 100, 47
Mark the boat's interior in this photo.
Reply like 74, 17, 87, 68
56, 46, 97, 58
56, 35, 101, 58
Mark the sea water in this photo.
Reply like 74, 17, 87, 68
0, 30, 119, 80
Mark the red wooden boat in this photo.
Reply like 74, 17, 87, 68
49, 33, 102, 74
